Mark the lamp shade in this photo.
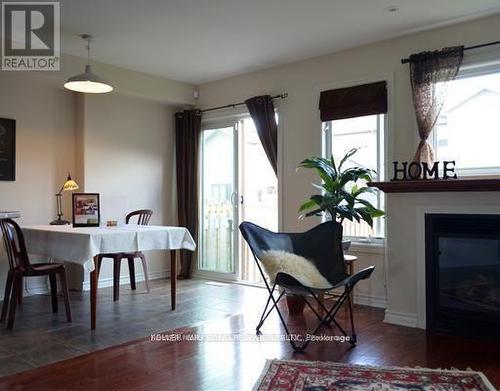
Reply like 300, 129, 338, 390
64, 64, 113, 94
62, 176, 79, 191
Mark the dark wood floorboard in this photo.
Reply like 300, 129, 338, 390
1, 293, 499, 391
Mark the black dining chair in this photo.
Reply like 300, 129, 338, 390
0, 218, 72, 330
96, 209, 153, 301
239, 220, 374, 352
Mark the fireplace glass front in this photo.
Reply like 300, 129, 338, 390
426, 214, 500, 338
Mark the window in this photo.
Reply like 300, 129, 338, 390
433, 67, 500, 176
323, 114, 385, 240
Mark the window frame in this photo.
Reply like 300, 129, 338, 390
430, 58, 500, 178
322, 113, 386, 242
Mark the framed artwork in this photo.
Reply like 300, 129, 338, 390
72, 193, 100, 227
0, 118, 16, 181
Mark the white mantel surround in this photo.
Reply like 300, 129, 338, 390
384, 191, 500, 329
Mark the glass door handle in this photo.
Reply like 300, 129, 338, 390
230, 191, 238, 207
240, 195, 244, 205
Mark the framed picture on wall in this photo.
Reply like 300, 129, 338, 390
72, 193, 100, 227
0, 118, 16, 181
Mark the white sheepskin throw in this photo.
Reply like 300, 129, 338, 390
259, 250, 332, 289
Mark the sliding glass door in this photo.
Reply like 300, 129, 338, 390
199, 124, 238, 276
199, 117, 278, 282
238, 118, 278, 282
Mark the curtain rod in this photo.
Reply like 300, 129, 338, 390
200, 93, 288, 113
400, 40, 500, 64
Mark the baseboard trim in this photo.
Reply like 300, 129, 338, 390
195, 273, 387, 310
384, 309, 418, 328
9, 274, 387, 315
81, 269, 169, 291
0, 270, 171, 301
24, 278, 50, 296
354, 293, 387, 309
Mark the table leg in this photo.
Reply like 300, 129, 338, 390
91, 255, 98, 330
170, 250, 177, 310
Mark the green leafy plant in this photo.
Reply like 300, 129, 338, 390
298, 148, 384, 228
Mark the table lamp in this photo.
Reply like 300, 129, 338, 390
50, 173, 79, 225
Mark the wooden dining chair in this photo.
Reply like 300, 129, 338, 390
97, 209, 153, 301
0, 218, 72, 330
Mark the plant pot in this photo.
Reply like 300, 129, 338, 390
286, 294, 305, 316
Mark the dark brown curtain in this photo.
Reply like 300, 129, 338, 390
245, 95, 278, 176
175, 109, 202, 278
409, 46, 464, 165
319, 81, 387, 121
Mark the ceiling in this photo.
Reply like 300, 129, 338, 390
60, 0, 500, 84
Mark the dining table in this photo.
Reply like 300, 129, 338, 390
21, 224, 196, 330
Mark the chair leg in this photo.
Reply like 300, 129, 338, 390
284, 287, 354, 352
256, 290, 273, 333
302, 295, 332, 327
254, 282, 301, 350
1, 272, 13, 322
59, 270, 72, 322
314, 288, 350, 333
347, 293, 356, 345
113, 257, 121, 301
138, 253, 150, 294
49, 273, 58, 313
268, 291, 304, 352
128, 257, 136, 290
7, 275, 21, 330
97, 255, 103, 278
17, 276, 23, 306
317, 293, 324, 315
317, 287, 355, 340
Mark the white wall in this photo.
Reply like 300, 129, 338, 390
197, 15, 500, 316
198, 14, 500, 229
348, 244, 386, 309
0, 72, 76, 298
0, 72, 76, 223
75, 93, 177, 289
2, 12, 500, 315
0, 63, 193, 300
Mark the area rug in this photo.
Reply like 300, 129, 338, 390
253, 359, 496, 391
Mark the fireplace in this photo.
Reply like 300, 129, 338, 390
426, 214, 500, 339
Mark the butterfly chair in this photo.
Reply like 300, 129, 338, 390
239, 221, 374, 352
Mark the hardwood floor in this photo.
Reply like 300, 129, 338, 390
1, 287, 499, 391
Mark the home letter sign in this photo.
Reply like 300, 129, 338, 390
392, 161, 456, 181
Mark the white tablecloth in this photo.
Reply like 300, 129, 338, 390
22, 225, 196, 272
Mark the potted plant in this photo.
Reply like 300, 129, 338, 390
298, 148, 384, 226
285, 148, 384, 316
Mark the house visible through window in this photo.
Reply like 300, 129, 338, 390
434, 68, 500, 176
323, 114, 385, 240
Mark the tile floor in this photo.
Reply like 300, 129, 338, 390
0, 278, 266, 377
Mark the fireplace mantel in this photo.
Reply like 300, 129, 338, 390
368, 178, 500, 193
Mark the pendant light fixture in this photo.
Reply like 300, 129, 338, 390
64, 34, 113, 94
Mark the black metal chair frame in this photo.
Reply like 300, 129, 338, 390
239, 221, 375, 352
